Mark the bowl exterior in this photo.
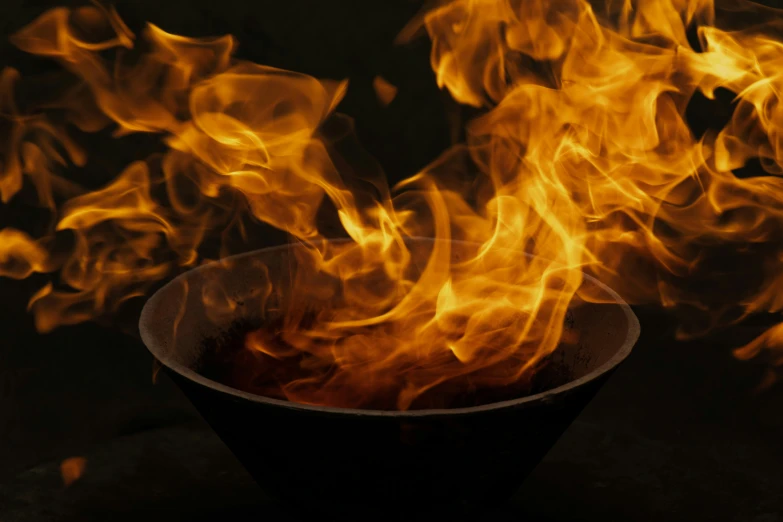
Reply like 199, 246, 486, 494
167, 367, 614, 514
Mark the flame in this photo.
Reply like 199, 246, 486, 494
414, 0, 783, 337
60, 456, 87, 486
3, 1, 783, 409
372, 75, 399, 106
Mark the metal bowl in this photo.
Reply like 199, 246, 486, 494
139, 238, 639, 518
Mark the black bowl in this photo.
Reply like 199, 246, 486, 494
139, 238, 639, 519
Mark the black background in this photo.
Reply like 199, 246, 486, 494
0, 1, 782, 521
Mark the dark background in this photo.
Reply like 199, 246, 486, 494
0, 1, 782, 521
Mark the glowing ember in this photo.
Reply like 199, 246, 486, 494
2, 1, 783, 409
60, 456, 87, 486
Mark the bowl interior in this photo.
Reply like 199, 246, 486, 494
139, 238, 639, 413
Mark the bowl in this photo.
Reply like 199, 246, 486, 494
139, 238, 639, 518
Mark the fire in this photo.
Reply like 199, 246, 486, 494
413, 0, 783, 340
2, 1, 783, 409
372, 75, 399, 106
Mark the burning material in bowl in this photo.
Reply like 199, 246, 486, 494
181, 236, 589, 412
140, 238, 639, 515
197, 316, 569, 411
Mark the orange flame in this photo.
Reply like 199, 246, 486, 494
413, 0, 783, 339
372, 75, 399, 106
2, 1, 783, 408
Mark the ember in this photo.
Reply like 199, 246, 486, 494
60, 456, 87, 487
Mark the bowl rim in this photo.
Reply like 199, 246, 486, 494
139, 237, 640, 418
